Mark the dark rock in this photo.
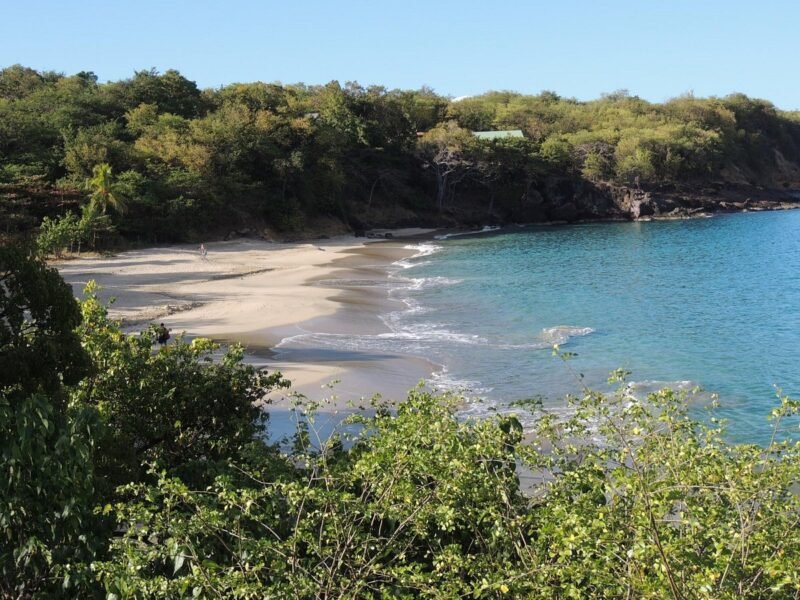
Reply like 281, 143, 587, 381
548, 202, 578, 222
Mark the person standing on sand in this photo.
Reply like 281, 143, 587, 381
156, 323, 170, 345
199, 243, 208, 260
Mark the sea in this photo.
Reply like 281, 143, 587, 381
283, 210, 800, 445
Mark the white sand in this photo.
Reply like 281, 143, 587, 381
57, 233, 438, 408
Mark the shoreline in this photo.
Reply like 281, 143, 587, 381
54, 205, 800, 432
56, 231, 441, 415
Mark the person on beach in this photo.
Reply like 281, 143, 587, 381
199, 243, 208, 260
156, 323, 170, 345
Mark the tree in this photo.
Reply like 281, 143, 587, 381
92, 389, 529, 598
446, 96, 497, 131
417, 121, 474, 211
63, 122, 127, 179
0, 64, 55, 100
472, 138, 537, 215
85, 162, 126, 215
104, 68, 207, 119
82, 163, 126, 248
35, 211, 84, 257
0, 245, 96, 596
316, 81, 366, 148
72, 285, 290, 493
575, 141, 615, 181
0, 245, 89, 397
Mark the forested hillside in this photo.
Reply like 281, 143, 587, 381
2, 65, 800, 244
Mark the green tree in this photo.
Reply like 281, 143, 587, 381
63, 122, 128, 179
85, 162, 126, 215
72, 285, 290, 494
446, 96, 497, 131
35, 211, 85, 257
417, 121, 474, 211
0, 245, 96, 596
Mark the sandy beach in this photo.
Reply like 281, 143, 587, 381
57, 232, 439, 420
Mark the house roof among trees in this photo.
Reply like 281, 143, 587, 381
472, 129, 525, 140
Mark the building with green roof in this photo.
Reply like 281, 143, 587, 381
472, 130, 525, 140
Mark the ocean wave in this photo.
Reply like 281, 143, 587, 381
377, 327, 487, 345
384, 300, 428, 317
429, 367, 493, 397
398, 259, 431, 268
386, 274, 462, 293
492, 341, 553, 350
538, 325, 595, 345
623, 379, 701, 399
274, 324, 488, 353
403, 276, 463, 291
394, 243, 442, 269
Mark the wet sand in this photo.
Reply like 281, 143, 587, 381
56, 233, 439, 420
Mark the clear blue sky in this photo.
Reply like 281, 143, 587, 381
2, 0, 798, 109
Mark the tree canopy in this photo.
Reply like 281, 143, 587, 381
2, 65, 800, 245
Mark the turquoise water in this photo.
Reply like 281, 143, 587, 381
278, 210, 800, 444
396, 211, 800, 443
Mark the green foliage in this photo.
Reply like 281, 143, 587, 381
85, 162, 126, 215
35, 204, 116, 256
447, 96, 498, 131
92, 385, 800, 598
0, 245, 88, 397
72, 284, 290, 493
417, 121, 475, 211
524, 382, 800, 598
92, 390, 529, 598
36, 211, 83, 257
4, 65, 800, 242
0, 246, 96, 596
105, 68, 208, 119
0, 392, 98, 597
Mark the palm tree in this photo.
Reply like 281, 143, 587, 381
85, 163, 126, 215
83, 163, 126, 249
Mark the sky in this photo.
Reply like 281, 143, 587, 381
2, 0, 798, 109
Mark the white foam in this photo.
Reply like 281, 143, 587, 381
377, 327, 487, 345
624, 379, 700, 399
538, 326, 595, 345
274, 322, 488, 355
429, 366, 493, 397
394, 243, 442, 269
404, 276, 463, 291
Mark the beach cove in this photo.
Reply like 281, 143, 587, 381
56, 232, 439, 422
56, 210, 800, 446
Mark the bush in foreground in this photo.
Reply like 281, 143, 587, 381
96, 384, 800, 598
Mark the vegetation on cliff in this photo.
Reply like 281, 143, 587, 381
2, 65, 800, 246
2, 248, 799, 598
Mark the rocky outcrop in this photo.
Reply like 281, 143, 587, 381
545, 181, 800, 223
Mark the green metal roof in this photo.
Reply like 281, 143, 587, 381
472, 130, 525, 140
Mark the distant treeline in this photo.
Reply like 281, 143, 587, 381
2, 64, 800, 241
